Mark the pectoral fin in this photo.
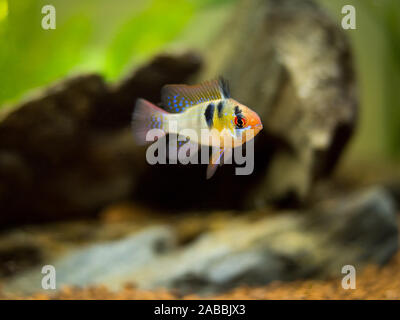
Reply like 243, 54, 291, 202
206, 147, 225, 179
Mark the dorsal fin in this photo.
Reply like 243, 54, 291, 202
161, 77, 230, 113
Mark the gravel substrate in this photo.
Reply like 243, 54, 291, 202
1, 250, 400, 300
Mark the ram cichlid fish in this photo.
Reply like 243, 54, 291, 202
131, 78, 263, 179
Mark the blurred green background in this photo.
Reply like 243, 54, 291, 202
319, 0, 400, 166
0, 0, 399, 163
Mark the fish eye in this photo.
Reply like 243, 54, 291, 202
234, 116, 246, 128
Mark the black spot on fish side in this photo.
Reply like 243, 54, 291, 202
205, 103, 215, 128
217, 101, 224, 118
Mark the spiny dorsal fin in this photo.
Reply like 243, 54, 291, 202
161, 77, 230, 113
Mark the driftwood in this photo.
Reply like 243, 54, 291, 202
0, 54, 202, 224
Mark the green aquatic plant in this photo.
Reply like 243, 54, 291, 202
0, 0, 235, 106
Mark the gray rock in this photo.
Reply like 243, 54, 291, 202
200, 0, 357, 206
2, 187, 396, 296
2, 226, 176, 294
130, 187, 397, 295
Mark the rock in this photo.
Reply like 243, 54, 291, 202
0, 53, 202, 225
130, 188, 397, 295
306, 187, 398, 269
1, 187, 396, 296
198, 0, 358, 206
1, 226, 175, 295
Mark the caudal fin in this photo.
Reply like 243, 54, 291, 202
131, 98, 168, 145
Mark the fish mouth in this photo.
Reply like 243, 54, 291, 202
253, 113, 263, 132
254, 123, 263, 134
253, 114, 263, 133
248, 112, 263, 133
